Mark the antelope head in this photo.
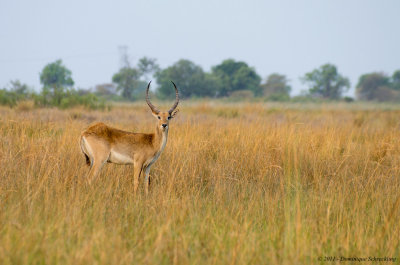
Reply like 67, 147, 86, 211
146, 81, 180, 132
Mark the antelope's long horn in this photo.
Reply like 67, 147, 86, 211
168, 81, 180, 114
146, 81, 160, 114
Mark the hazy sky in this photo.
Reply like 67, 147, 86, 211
1, 0, 399, 95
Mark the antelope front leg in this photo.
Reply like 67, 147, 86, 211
144, 166, 152, 195
133, 162, 143, 195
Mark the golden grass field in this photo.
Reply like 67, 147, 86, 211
1, 101, 400, 264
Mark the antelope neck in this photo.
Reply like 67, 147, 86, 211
153, 124, 168, 150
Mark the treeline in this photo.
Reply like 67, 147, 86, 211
104, 57, 400, 102
1, 57, 400, 108
0, 60, 105, 109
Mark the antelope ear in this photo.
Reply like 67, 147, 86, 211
171, 109, 179, 118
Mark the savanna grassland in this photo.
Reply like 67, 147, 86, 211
1, 101, 400, 264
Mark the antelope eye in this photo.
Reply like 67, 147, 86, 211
157, 116, 160, 120
168, 116, 171, 120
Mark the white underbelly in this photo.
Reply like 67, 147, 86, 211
109, 150, 134, 164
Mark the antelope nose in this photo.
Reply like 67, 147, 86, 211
162, 124, 167, 128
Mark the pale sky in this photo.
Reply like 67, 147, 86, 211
1, 0, 399, 96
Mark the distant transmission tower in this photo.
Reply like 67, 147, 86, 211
118, 45, 130, 68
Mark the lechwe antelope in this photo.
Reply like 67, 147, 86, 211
79, 81, 179, 194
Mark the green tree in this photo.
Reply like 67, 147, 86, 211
262, 73, 291, 100
40, 59, 74, 105
356, 72, 392, 101
211, 59, 261, 97
8, 80, 31, 96
112, 67, 141, 100
155, 59, 215, 98
0, 89, 19, 107
392, 70, 400, 91
302, 64, 350, 99
138, 57, 160, 80
37, 60, 104, 109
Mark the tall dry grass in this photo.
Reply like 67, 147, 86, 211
0, 102, 399, 264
